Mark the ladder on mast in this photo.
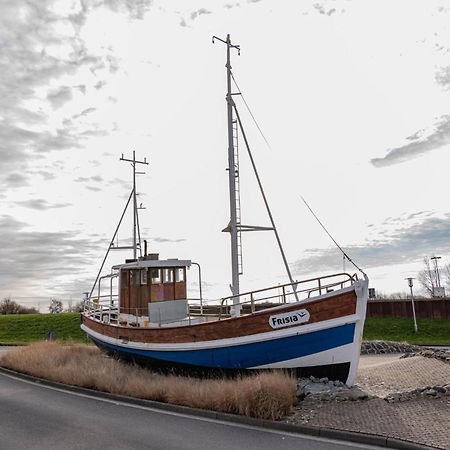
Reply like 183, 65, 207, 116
232, 119, 243, 275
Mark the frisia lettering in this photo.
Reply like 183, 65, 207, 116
268, 309, 310, 329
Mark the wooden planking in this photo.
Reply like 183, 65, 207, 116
83, 289, 357, 344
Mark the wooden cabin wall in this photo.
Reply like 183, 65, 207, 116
120, 267, 188, 314
120, 270, 130, 314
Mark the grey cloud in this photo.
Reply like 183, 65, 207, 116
190, 8, 212, 20
435, 66, 450, 89
0, 215, 103, 297
101, 0, 153, 20
313, 3, 336, 16
17, 199, 71, 210
34, 170, 56, 180
371, 115, 450, 167
292, 213, 450, 275
86, 185, 102, 191
151, 237, 186, 243
74, 175, 103, 183
3, 173, 29, 188
47, 86, 73, 109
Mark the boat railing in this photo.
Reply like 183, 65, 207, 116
219, 272, 358, 318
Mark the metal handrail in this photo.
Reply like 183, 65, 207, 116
219, 272, 358, 318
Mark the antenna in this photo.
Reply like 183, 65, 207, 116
119, 151, 149, 260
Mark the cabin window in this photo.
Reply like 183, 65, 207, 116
140, 269, 148, 285
131, 270, 139, 286
163, 268, 174, 284
175, 268, 184, 282
151, 269, 161, 284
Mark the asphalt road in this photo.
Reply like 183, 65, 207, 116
0, 371, 384, 450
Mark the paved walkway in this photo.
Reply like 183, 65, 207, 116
289, 354, 450, 449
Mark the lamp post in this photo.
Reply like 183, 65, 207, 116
405, 277, 418, 333
430, 256, 442, 294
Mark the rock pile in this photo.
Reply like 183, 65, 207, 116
361, 340, 421, 354
296, 376, 371, 404
401, 348, 450, 364
385, 384, 450, 403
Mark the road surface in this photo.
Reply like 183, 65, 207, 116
0, 371, 383, 450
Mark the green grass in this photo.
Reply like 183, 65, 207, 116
0, 313, 89, 345
363, 317, 450, 345
1, 313, 448, 346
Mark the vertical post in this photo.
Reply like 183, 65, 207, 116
224, 34, 240, 312
191, 262, 203, 315
132, 150, 137, 261
406, 277, 418, 333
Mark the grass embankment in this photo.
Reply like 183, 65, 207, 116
0, 313, 88, 345
1, 314, 448, 345
0, 342, 296, 420
363, 317, 450, 345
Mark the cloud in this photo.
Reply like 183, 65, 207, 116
435, 66, 450, 90
292, 213, 450, 275
313, 3, 336, 16
47, 86, 73, 109
0, 215, 103, 297
2, 173, 29, 188
190, 8, 212, 20
17, 199, 71, 210
102, 0, 153, 20
371, 115, 450, 167
74, 175, 103, 183
151, 237, 186, 243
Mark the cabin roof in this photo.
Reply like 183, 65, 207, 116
112, 258, 191, 270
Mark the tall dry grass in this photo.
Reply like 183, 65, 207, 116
0, 342, 295, 420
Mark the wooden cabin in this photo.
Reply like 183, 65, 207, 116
113, 254, 191, 325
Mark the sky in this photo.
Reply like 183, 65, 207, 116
1, 0, 450, 310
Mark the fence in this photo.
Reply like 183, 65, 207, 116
367, 298, 450, 319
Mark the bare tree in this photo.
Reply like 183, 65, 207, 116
0, 297, 39, 314
66, 301, 84, 313
417, 257, 437, 297
48, 298, 63, 314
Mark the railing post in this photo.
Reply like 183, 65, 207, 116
282, 285, 286, 303
318, 278, 322, 296
250, 293, 255, 313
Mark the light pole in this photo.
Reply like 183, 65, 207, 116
405, 277, 418, 333
430, 256, 442, 290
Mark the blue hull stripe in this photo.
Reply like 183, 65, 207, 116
89, 323, 356, 369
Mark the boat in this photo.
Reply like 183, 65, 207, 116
81, 34, 369, 386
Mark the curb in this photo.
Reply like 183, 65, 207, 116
0, 367, 439, 450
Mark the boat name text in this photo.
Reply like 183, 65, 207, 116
269, 309, 310, 329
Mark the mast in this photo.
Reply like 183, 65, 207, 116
213, 34, 242, 311
89, 151, 148, 298
213, 34, 298, 309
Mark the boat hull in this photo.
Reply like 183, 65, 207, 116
81, 278, 368, 385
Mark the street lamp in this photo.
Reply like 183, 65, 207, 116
430, 256, 442, 288
405, 277, 418, 333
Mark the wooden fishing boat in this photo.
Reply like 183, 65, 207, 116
81, 35, 368, 385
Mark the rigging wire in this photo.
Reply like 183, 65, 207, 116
230, 71, 272, 151
300, 196, 366, 277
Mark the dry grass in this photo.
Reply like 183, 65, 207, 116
0, 342, 296, 420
